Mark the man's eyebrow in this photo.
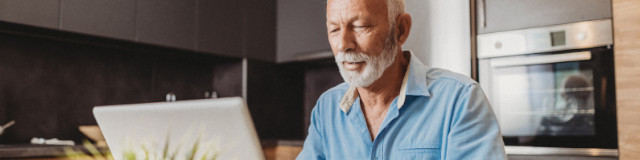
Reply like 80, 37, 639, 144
327, 20, 339, 25
327, 14, 361, 25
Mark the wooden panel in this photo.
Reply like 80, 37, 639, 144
613, 0, 640, 159
263, 145, 303, 160
276, 0, 330, 63
617, 100, 640, 125
242, 0, 276, 62
197, 0, 243, 57
246, 61, 305, 139
0, 0, 60, 29
136, 0, 196, 50
60, 0, 136, 40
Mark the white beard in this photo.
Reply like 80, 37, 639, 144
335, 44, 398, 87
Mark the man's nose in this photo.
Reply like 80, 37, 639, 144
337, 30, 356, 52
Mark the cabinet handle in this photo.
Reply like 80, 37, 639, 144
490, 51, 592, 68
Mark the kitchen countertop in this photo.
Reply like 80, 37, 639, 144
0, 144, 109, 159
0, 140, 301, 159
3, 141, 618, 160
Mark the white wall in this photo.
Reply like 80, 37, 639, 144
403, 0, 471, 76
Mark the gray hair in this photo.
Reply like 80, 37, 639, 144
327, 0, 406, 27
385, 0, 405, 46
387, 0, 406, 28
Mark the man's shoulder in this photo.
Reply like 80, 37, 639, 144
425, 67, 478, 88
310, 82, 348, 115
319, 82, 349, 100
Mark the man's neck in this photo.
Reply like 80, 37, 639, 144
357, 50, 409, 111
357, 50, 409, 140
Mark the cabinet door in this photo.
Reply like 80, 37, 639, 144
60, 0, 135, 40
478, 0, 612, 34
243, 0, 277, 62
276, 0, 330, 63
136, 0, 196, 50
0, 0, 59, 29
197, 1, 243, 58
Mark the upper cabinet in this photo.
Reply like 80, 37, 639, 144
477, 0, 612, 34
136, 0, 197, 50
242, 0, 277, 62
0, 0, 333, 62
197, 1, 244, 58
0, 0, 60, 29
276, 0, 331, 63
60, 0, 136, 40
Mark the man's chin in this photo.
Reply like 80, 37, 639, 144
343, 75, 372, 87
346, 81, 369, 88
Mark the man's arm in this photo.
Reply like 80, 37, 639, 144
296, 105, 325, 160
445, 84, 507, 160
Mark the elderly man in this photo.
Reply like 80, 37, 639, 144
296, 0, 506, 159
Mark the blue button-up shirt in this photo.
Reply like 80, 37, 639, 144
297, 51, 507, 160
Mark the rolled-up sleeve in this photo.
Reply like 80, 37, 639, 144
296, 105, 325, 160
445, 84, 507, 160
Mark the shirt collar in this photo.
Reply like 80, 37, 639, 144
340, 50, 431, 113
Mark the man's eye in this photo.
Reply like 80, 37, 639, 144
354, 26, 371, 30
330, 28, 340, 33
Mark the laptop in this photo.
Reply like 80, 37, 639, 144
93, 97, 265, 160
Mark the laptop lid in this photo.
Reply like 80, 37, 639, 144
93, 97, 264, 160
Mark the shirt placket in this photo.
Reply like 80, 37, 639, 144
349, 98, 374, 159
371, 135, 385, 160
370, 99, 401, 160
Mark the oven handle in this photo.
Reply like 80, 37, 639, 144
491, 51, 592, 68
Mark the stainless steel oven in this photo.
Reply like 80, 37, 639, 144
478, 19, 617, 156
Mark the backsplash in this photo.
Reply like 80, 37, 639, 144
0, 31, 242, 143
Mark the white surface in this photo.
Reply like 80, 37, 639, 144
93, 97, 264, 160
404, 0, 471, 76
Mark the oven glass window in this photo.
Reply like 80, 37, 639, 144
493, 61, 595, 137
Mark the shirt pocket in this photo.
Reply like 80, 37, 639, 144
398, 143, 441, 160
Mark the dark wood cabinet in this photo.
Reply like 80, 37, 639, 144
135, 0, 197, 50
197, 0, 244, 58
0, 0, 60, 29
276, 0, 331, 63
59, 0, 136, 40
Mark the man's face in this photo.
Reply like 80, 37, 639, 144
327, 0, 398, 87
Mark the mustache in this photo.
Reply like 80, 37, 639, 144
335, 52, 372, 63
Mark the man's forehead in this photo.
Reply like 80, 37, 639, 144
326, 0, 388, 20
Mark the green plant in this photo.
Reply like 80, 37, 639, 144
65, 129, 221, 160
63, 140, 113, 160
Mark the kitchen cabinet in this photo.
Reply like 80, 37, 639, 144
197, 1, 244, 58
241, 0, 277, 62
613, 0, 640, 159
136, 0, 197, 50
0, 0, 60, 29
59, 0, 136, 40
0, 0, 280, 62
477, 0, 612, 34
276, 0, 331, 63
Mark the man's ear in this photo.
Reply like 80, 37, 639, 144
395, 13, 412, 46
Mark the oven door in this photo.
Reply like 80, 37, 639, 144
479, 47, 617, 148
